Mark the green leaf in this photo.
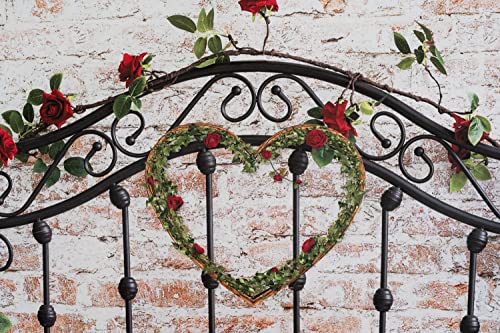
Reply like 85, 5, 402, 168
64, 157, 88, 177
33, 158, 48, 173
359, 101, 374, 115
23, 103, 34, 123
430, 46, 444, 64
195, 58, 217, 68
113, 95, 132, 119
393, 32, 411, 54
49, 140, 65, 160
208, 35, 222, 54
0, 125, 12, 137
197, 8, 208, 33
471, 164, 492, 181
27, 89, 44, 105
38, 145, 49, 154
128, 76, 147, 97
8, 111, 24, 134
450, 171, 467, 192
142, 53, 154, 65
207, 9, 215, 29
167, 15, 197, 33
1, 110, 16, 124
430, 56, 447, 75
304, 119, 324, 125
46, 166, 60, 187
414, 30, 426, 42
194, 37, 207, 59
49, 73, 63, 90
476, 115, 491, 133
0, 313, 12, 333
415, 46, 425, 64
311, 146, 334, 168
417, 21, 433, 40
307, 107, 323, 119
468, 117, 485, 146
468, 93, 479, 111
397, 56, 416, 70
15, 152, 29, 162
130, 97, 142, 112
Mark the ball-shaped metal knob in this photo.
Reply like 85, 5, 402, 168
373, 288, 393, 313
196, 150, 217, 175
288, 149, 309, 175
37, 304, 57, 328
202, 272, 219, 289
118, 276, 138, 301
380, 187, 403, 211
32, 220, 52, 245
460, 315, 480, 333
289, 274, 306, 291
109, 185, 130, 209
467, 228, 488, 254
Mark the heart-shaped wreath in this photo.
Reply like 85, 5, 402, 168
145, 123, 365, 305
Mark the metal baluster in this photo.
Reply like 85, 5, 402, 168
460, 228, 488, 333
110, 185, 137, 333
373, 187, 402, 333
288, 148, 309, 333
197, 149, 218, 333
33, 219, 56, 333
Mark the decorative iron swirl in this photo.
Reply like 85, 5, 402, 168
0, 130, 117, 217
399, 135, 500, 219
257, 74, 325, 123
111, 111, 149, 158
0, 233, 13, 271
356, 111, 406, 161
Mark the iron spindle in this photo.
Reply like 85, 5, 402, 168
374, 187, 402, 333
288, 148, 309, 333
33, 219, 56, 333
460, 228, 488, 333
197, 149, 218, 333
110, 185, 137, 333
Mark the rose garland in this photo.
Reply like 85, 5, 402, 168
0, 0, 494, 192
145, 123, 365, 303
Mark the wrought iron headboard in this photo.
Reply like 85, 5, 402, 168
0, 60, 498, 333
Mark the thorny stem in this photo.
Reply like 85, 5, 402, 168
259, 12, 271, 52
424, 66, 444, 114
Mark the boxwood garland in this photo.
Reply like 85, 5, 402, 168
145, 123, 365, 305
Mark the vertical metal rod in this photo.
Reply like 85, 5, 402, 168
122, 206, 133, 332
379, 208, 388, 333
42, 243, 50, 333
292, 174, 301, 333
206, 174, 216, 333
467, 253, 477, 316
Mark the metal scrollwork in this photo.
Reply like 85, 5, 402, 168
111, 111, 149, 158
0, 233, 13, 271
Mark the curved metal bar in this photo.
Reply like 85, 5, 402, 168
356, 111, 406, 161
0, 233, 13, 271
1, 135, 499, 234
399, 135, 500, 219
257, 74, 324, 123
0, 171, 13, 206
17, 62, 498, 160
111, 111, 150, 158
0, 130, 117, 217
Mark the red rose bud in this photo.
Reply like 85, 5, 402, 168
147, 176, 155, 187
321, 100, 357, 138
40, 90, 74, 129
296, 179, 303, 185
271, 267, 278, 273
167, 195, 184, 210
239, 0, 279, 15
204, 132, 221, 149
193, 243, 205, 254
118, 52, 147, 88
0, 128, 18, 166
273, 174, 283, 182
302, 237, 315, 253
305, 129, 328, 149
261, 150, 272, 160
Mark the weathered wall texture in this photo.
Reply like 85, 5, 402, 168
0, 0, 499, 332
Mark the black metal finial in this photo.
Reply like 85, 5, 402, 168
32, 219, 52, 245
288, 149, 309, 175
37, 304, 56, 328
467, 229, 488, 254
380, 187, 403, 211
196, 150, 217, 175
460, 315, 480, 333
201, 273, 219, 289
118, 277, 138, 301
373, 288, 393, 313
289, 274, 306, 291
109, 185, 130, 209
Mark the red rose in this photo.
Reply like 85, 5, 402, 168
193, 243, 205, 254
118, 53, 147, 88
447, 113, 489, 173
302, 237, 315, 253
167, 195, 184, 210
239, 0, 279, 15
296, 179, 303, 185
271, 267, 278, 273
321, 100, 357, 138
273, 174, 283, 182
261, 150, 272, 160
0, 128, 18, 166
204, 132, 221, 149
305, 129, 327, 149
40, 90, 73, 129
147, 176, 155, 187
